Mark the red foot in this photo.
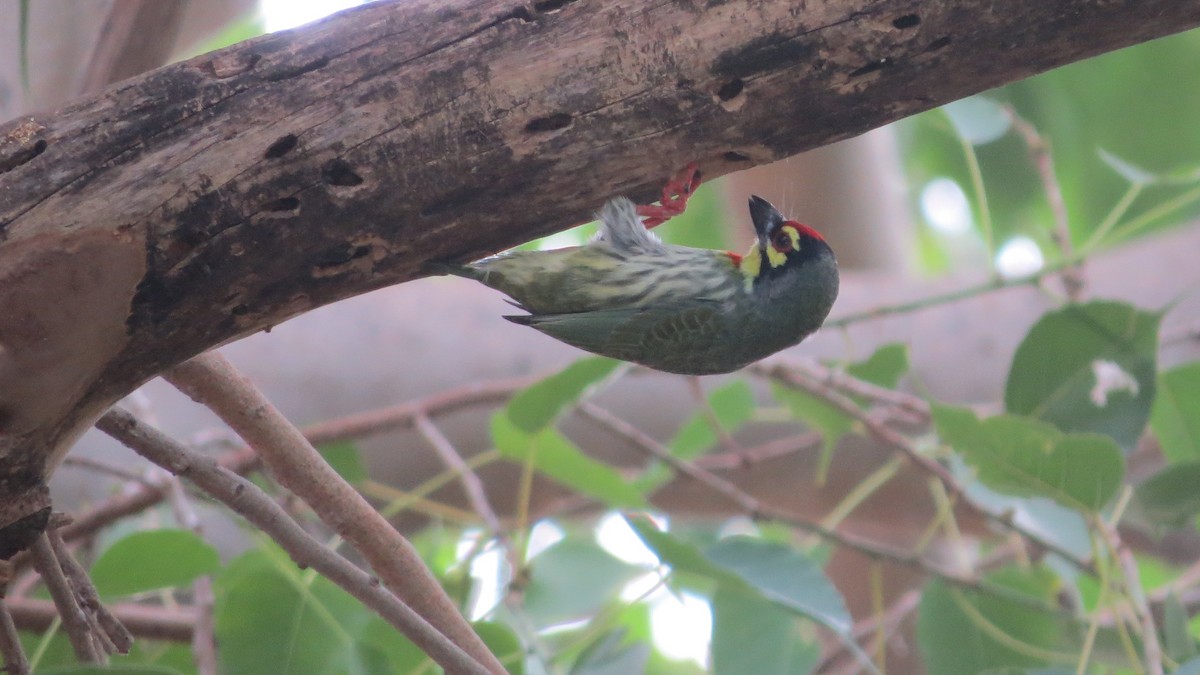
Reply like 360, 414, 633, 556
636, 162, 701, 228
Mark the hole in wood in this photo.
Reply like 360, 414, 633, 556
534, 0, 575, 12
716, 79, 744, 101
323, 159, 364, 186
315, 244, 371, 268
231, 304, 250, 316
893, 14, 920, 29
264, 56, 330, 82
525, 113, 573, 133
264, 134, 298, 159
0, 139, 47, 174
263, 196, 300, 212
723, 151, 751, 162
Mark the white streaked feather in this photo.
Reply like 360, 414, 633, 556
595, 197, 666, 255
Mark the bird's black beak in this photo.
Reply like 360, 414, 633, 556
748, 195, 784, 245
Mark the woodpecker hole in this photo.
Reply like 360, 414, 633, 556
263, 196, 300, 213
676, 78, 695, 89
723, 151, 751, 162
0, 138, 46, 174
264, 134, 298, 159
204, 52, 261, 79
525, 113, 573, 133
716, 78, 744, 101
926, 36, 952, 52
892, 14, 920, 29
263, 56, 330, 82
230, 304, 250, 316
850, 57, 893, 77
315, 243, 372, 269
533, 0, 575, 12
323, 158, 364, 186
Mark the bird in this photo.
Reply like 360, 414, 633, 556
439, 174, 839, 375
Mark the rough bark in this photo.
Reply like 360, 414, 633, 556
1, 0, 1199, 544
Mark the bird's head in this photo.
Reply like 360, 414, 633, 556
738, 195, 835, 290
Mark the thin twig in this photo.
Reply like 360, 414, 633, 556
28, 534, 100, 662
694, 431, 822, 471
95, 406, 491, 675
413, 413, 524, 594
415, 414, 505, 538
46, 530, 132, 654
5, 597, 194, 643
759, 360, 929, 421
62, 375, 534, 546
1007, 107, 1086, 300
687, 376, 747, 458
763, 364, 1096, 574
577, 402, 1062, 615
1097, 491, 1163, 675
162, 475, 217, 675
164, 352, 502, 673
822, 589, 921, 675
824, 260, 1075, 329
0, 597, 31, 675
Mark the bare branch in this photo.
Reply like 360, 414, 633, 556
161, 352, 503, 673
46, 530, 133, 655
28, 534, 100, 662
0, 597, 31, 675
6, 597, 195, 643
95, 406, 492, 675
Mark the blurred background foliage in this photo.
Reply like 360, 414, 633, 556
6, 3, 1200, 674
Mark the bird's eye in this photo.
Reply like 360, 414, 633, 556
771, 229, 793, 252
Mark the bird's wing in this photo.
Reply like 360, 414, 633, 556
507, 302, 725, 360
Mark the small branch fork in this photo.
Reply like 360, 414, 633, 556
159, 352, 502, 674
94, 407, 491, 675
19, 516, 133, 667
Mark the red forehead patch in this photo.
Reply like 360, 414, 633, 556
784, 220, 825, 242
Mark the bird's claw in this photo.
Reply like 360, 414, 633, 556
636, 162, 701, 229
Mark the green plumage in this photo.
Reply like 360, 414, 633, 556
442, 196, 838, 375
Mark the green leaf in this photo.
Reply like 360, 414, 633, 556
1165, 591, 1197, 662
704, 536, 851, 636
476, 621, 526, 675
318, 441, 366, 484
214, 545, 380, 675
1151, 362, 1200, 461
90, 529, 219, 599
571, 629, 651, 675
507, 357, 621, 432
1098, 147, 1158, 184
1133, 461, 1200, 528
918, 567, 1062, 675
1004, 300, 1160, 451
635, 380, 756, 493
771, 382, 856, 481
944, 96, 1013, 145
934, 405, 1125, 512
493, 414, 646, 507
524, 539, 641, 627
669, 380, 756, 460
846, 343, 910, 390
626, 517, 850, 633
35, 662, 187, 667
710, 586, 820, 675
625, 514, 732, 581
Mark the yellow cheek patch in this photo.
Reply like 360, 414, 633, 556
740, 226, 802, 286
764, 245, 788, 268
763, 226, 802, 268
740, 243, 762, 281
